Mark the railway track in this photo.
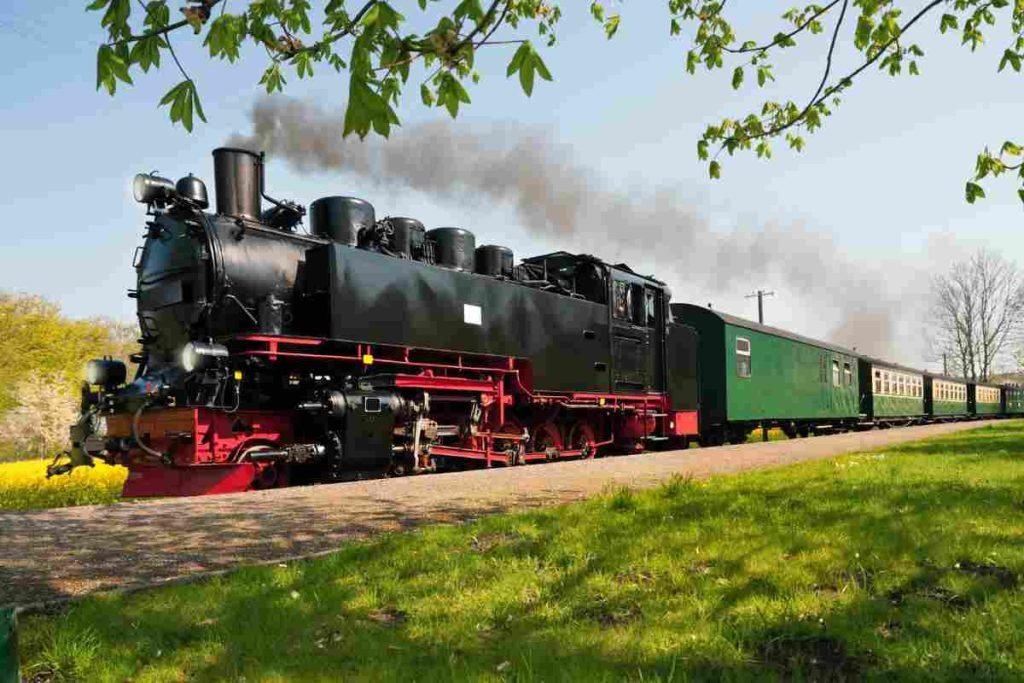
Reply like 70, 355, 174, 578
0, 420, 1007, 610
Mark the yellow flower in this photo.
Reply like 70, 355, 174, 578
0, 458, 125, 510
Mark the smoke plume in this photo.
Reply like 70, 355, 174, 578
231, 97, 905, 359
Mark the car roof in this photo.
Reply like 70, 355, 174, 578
671, 303, 860, 357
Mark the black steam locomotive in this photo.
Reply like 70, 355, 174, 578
55, 148, 700, 496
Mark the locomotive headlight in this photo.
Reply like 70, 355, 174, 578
133, 173, 176, 204
85, 359, 127, 388
181, 341, 229, 373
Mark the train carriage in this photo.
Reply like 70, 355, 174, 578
859, 358, 926, 424
971, 383, 1003, 417
1005, 385, 1024, 416
926, 375, 969, 419
671, 304, 861, 444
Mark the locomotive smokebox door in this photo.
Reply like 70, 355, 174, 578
343, 394, 396, 467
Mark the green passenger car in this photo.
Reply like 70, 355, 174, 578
859, 358, 925, 422
671, 304, 861, 443
1006, 385, 1024, 416
926, 375, 969, 418
971, 383, 1002, 416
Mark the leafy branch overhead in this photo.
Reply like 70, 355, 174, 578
89, 0, 559, 138
88, 0, 1024, 203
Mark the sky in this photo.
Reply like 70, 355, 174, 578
0, 1, 1021, 371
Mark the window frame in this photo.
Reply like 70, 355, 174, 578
612, 280, 631, 321
735, 336, 752, 379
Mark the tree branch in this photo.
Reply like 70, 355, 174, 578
109, 0, 224, 46
723, 0, 841, 54
719, 0, 945, 152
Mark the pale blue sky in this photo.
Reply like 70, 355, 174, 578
0, 1, 1020, 369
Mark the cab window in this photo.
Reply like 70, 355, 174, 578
644, 288, 658, 327
613, 281, 630, 321
631, 284, 646, 326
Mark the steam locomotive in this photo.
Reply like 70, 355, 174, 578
52, 148, 700, 496
51, 148, 1021, 498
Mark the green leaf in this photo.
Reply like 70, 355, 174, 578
965, 181, 986, 203
939, 13, 958, 34
604, 15, 620, 39
1018, 189, 1024, 205
507, 42, 548, 96
95, 44, 131, 95
506, 42, 530, 78
420, 83, 434, 106
999, 49, 1022, 72
709, 160, 721, 179
731, 66, 744, 90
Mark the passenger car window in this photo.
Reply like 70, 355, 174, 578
874, 370, 881, 393
843, 363, 852, 386
736, 337, 751, 378
832, 360, 840, 387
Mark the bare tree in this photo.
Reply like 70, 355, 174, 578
931, 250, 1024, 381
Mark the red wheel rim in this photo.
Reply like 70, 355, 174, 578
530, 421, 563, 457
568, 420, 598, 458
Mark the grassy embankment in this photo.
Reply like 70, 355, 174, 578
0, 459, 124, 510
18, 422, 1024, 681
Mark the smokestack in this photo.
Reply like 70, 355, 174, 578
212, 147, 261, 220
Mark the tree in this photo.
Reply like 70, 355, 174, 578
930, 250, 1024, 381
86, 0, 1024, 202
0, 293, 136, 413
0, 373, 78, 460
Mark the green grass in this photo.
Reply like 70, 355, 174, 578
18, 422, 1024, 681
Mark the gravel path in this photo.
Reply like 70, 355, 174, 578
0, 420, 1005, 609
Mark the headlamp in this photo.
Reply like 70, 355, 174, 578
133, 173, 176, 205
181, 341, 229, 373
85, 359, 127, 388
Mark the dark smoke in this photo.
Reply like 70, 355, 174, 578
230, 97, 902, 359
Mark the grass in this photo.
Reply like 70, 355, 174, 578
0, 459, 124, 510
746, 427, 790, 443
16, 422, 1024, 681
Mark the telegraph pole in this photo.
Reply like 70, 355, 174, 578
745, 289, 775, 325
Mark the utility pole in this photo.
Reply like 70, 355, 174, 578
745, 289, 775, 325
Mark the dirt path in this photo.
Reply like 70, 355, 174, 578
0, 420, 1005, 609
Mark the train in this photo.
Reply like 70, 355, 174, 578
47, 147, 1024, 497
